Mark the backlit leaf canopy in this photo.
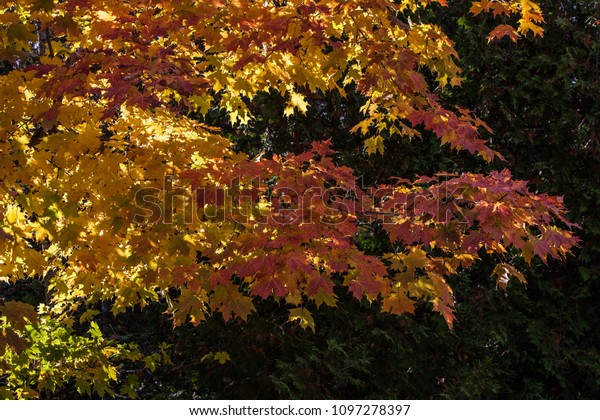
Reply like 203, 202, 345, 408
0, 0, 576, 397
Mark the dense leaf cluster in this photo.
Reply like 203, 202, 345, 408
0, 0, 597, 399
139, 0, 600, 399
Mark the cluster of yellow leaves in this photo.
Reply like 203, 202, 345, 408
0, 0, 505, 157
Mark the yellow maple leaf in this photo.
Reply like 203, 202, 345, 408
364, 135, 385, 155
288, 307, 315, 332
214, 351, 231, 365
284, 92, 309, 116
5, 205, 22, 224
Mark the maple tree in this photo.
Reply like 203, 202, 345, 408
0, 0, 578, 398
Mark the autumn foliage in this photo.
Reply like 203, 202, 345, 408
0, 0, 577, 398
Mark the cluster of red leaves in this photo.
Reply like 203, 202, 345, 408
176, 141, 577, 326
